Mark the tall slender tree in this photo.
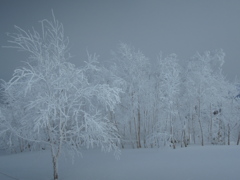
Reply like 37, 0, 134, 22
111, 43, 151, 148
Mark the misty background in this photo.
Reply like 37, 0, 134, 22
1, 0, 240, 82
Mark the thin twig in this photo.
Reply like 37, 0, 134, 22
0, 171, 19, 180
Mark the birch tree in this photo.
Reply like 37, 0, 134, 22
111, 43, 151, 148
0, 106, 9, 150
3, 15, 122, 180
185, 50, 235, 145
149, 53, 181, 148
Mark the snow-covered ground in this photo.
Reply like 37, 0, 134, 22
0, 145, 239, 180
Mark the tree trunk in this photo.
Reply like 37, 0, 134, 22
181, 126, 187, 147
197, 100, 204, 146
198, 119, 204, 146
137, 107, 141, 148
170, 113, 176, 149
209, 104, 213, 143
191, 114, 196, 144
237, 131, 240, 145
133, 116, 138, 148
227, 124, 230, 145
52, 156, 58, 180
129, 120, 135, 148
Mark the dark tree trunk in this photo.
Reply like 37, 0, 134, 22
227, 124, 230, 145
237, 131, 240, 145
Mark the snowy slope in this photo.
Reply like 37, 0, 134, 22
0, 145, 239, 180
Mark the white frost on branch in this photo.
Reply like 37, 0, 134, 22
2, 14, 122, 180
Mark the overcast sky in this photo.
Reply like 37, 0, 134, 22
1, 0, 240, 82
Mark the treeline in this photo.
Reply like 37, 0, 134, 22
111, 44, 240, 149
0, 22, 240, 156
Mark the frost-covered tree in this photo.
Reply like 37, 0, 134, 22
148, 53, 181, 148
184, 50, 238, 146
0, 106, 8, 149
215, 80, 239, 145
111, 43, 151, 148
2, 15, 122, 180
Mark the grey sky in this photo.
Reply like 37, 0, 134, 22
1, 0, 240, 82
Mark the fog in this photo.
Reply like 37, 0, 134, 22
1, 0, 240, 82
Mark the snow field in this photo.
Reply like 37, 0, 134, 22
0, 145, 239, 180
